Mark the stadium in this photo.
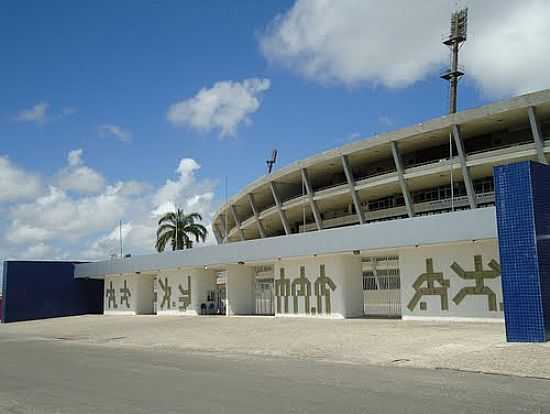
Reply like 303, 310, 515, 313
212, 91, 550, 243
3, 6, 550, 342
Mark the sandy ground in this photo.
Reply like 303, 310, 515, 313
2, 315, 550, 379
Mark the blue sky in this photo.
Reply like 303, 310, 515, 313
1, 0, 549, 264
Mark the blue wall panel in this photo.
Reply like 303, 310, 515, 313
1, 261, 103, 323
495, 161, 550, 342
532, 163, 550, 339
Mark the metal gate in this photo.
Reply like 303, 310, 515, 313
255, 279, 274, 315
363, 255, 401, 317
254, 265, 274, 315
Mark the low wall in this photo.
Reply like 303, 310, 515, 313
1, 261, 103, 323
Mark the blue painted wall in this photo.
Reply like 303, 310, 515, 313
1, 261, 103, 323
495, 161, 550, 342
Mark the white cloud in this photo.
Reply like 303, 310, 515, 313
19, 243, 57, 260
1, 154, 217, 262
6, 184, 129, 244
67, 149, 83, 167
260, 0, 550, 96
153, 158, 200, 207
153, 158, 216, 219
98, 124, 132, 142
462, 1, 550, 96
15, 102, 49, 123
167, 78, 271, 137
57, 149, 105, 193
0, 156, 41, 202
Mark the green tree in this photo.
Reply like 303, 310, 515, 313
155, 208, 208, 252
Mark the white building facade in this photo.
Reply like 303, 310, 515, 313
77, 89, 550, 322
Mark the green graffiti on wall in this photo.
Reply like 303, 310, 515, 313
275, 268, 291, 313
451, 255, 501, 311
314, 265, 336, 315
158, 277, 172, 310
178, 276, 192, 311
106, 281, 117, 309
292, 266, 311, 314
119, 280, 131, 308
407, 258, 450, 312
276, 264, 337, 315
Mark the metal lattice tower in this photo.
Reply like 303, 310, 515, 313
441, 8, 468, 114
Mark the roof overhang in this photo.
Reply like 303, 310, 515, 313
76, 207, 497, 279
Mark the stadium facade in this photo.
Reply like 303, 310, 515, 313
3, 89, 550, 342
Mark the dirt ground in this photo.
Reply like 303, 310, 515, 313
2, 315, 550, 379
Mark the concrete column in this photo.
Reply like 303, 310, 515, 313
452, 125, 477, 209
301, 168, 323, 231
230, 205, 245, 241
135, 274, 154, 315
528, 106, 547, 164
270, 181, 291, 235
340, 154, 365, 224
391, 141, 415, 218
225, 264, 255, 316
248, 193, 266, 238
212, 223, 223, 244
218, 215, 228, 243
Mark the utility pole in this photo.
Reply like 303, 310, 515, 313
119, 219, 123, 258
175, 202, 178, 251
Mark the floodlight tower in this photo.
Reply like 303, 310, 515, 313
441, 8, 468, 114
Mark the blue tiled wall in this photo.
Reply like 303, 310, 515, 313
1, 261, 103, 323
495, 161, 550, 342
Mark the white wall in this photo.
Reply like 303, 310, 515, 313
399, 240, 503, 320
135, 275, 154, 315
104, 275, 136, 315
155, 269, 217, 316
225, 265, 254, 315
274, 254, 363, 319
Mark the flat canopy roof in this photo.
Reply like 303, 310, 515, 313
75, 207, 497, 279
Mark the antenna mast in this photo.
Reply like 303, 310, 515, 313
441, 7, 468, 114
266, 149, 277, 174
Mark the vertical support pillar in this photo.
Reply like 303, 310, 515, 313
528, 106, 547, 164
270, 182, 291, 235
247, 193, 266, 238
452, 125, 477, 209
225, 264, 255, 316
230, 205, 245, 241
495, 161, 550, 342
301, 168, 322, 231
212, 223, 223, 244
218, 217, 228, 243
390, 141, 415, 218
340, 155, 365, 224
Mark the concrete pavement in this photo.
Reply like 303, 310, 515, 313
0, 337, 549, 414
1, 315, 550, 379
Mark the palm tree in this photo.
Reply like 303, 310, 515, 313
155, 208, 208, 252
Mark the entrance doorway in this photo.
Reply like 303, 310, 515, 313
255, 279, 274, 315
363, 255, 401, 317
215, 271, 227, 315
254, 265, 274, 316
